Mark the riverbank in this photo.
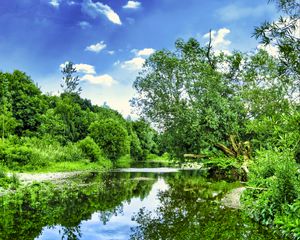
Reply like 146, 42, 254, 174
8, 171, 85, 184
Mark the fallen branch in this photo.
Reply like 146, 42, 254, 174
215, 143, 236, 157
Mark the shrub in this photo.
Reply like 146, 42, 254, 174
77, 136, 102, 162
242, 149, 299, 227
89, 119, 130, 161
4, 146, 34, 167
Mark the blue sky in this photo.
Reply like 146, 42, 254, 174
0, 0, 279, 116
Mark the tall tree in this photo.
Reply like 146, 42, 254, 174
132, 39, 245, 157
61, 62, 82, 95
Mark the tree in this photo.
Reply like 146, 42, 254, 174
61, 62, 82, 95
1, 71, 46, 136
253, 0, 299, 102
132, 38, 245, 157
89, 119, 130, 160
54, 97, 92, 142
132, 120, 158, 159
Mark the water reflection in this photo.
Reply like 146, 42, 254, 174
0, 170, 280, 240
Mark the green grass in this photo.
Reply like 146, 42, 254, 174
12, 160, 112, 173
114, 155, 134, 168
146, 153, 173, 163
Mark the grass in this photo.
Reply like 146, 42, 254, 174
114, 155, 134, 168
146, 153, 173, 163
9, 160, 112, 173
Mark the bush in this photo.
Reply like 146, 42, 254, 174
242, 149, 299, 228
77, 136, 103, 162
3, 146, 33, 167
89, 119, 130, 161
0, 137, 89, 170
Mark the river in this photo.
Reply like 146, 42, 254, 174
0, 167, 280, 239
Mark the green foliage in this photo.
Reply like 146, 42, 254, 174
147, 152, 171, 162
132, 38, 246, 157
0, 170, 20, 190
254, 0, 300, 83
0, 70, 46, 136
246, 112, 300, 160
61, 61, 82, 94
37, 109, 66, 142
131, 174, 277, 240
114, 154, 134, 168
204, 157, 240, 170
0, 137, 96, 170
0, 171, 155, 239
89, 119, 130, 161
0, 113, 19, 138
274, 202, 300, 239
77, 136, 103, 162
53, 96, 91, 142
132, 120, 158, 158
241, 49, 292, 119
129, 131, 144, 161
242, 149, 299, 230
0, 144, 35, 168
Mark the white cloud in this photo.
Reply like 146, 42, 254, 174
81, 74, 117, 86
121, 57, 145, 71
123, 1, 141, 9
59, 62, 96, 74
78, 21, 91, 29
113, 60, 121, 66
85, 41, 107, 53
67, 0, 76, 5
277, 17, 300, 39
49, 0, 60, 8
216, 4, 276, 22
74, 63, 96, 74
257, 44, 279, 58
107, 50, 115, 55
82, 0, 122, 25
256, 18, 299, 58
214, 49, 232, 56
137, 48, 155, 56
203, 28, 231, 50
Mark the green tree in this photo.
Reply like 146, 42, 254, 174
54, 97, 92, 142
61, 62, 82, 94
132, 39, 245, 157
132, 120, 158, 159
89, 119, 130, 160
0, 73, 19, 139
1, 71, 46, 136
253, 0, 299, 102
77, 136, 103, 162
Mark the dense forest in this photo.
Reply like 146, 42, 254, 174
0, 63, 161, 172
0, 0, 299, 238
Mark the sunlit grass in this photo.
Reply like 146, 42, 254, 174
18, 160, 112, 173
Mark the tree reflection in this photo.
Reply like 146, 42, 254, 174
131, 176, 280, 240
0, 171, 155, 240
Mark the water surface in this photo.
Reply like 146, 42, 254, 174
0, 168, 280, 239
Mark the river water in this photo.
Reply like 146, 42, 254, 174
0, 167, 280, 239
